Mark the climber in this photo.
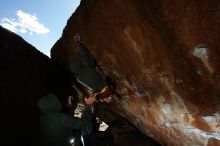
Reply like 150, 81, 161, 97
37, 92, 96, 146
70, 33, 117, 103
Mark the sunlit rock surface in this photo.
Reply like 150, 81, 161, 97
51, 0, 220, 145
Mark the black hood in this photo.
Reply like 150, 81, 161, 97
37, 93, 61, 114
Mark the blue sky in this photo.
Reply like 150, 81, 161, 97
0, 0, 81, 56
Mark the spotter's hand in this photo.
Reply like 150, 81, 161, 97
84, 93, 97, 107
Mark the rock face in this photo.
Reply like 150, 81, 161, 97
0, 26, 74, 146
51, 0, 220, 145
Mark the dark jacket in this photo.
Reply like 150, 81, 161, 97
37, 93, 93, 146
70, 42, 106, 93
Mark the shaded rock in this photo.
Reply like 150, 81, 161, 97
51, 0, 220, 145
84, 117, 161, 146
107, 117, 161, 146
93, 103, 160, 146
0, 26, 75, 146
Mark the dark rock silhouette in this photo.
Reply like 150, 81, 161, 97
51, 0, 220, 145
0, 26, 74, 146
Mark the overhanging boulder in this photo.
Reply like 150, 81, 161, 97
51, 0, 220, 145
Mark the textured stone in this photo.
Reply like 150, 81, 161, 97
51, 0, 220, 145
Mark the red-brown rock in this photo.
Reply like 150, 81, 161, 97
51, 0, 220, 145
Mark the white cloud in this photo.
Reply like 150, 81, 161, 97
0, 10, 49, 35
0, 22, 17, 33
20, 28, 27, 33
